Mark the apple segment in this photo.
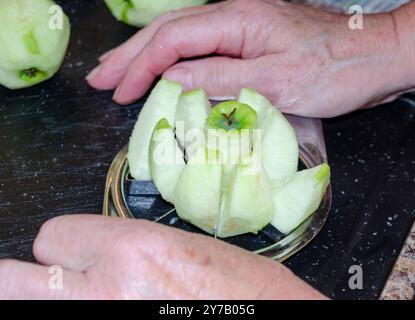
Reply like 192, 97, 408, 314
0, 0, 71, 89
175, 89, 211, 158
238, 89, 299, 188
238, 88, 272, 127
104, 0, 208, 27
262, 108, 299, 187
128, 79, 183, 180
174, 148, 223, 235
149, 118, 185, 204
217, 154, 275, 238
271, 163, 330, 234
104, 0, 134, 25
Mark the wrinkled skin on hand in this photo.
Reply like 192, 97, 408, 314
0, 215, 325, 299
87, 0, 413, 117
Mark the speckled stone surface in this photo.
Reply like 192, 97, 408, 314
381, 223, 415, 300
0, 0, 414, 300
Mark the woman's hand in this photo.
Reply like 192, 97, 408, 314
0, 214, 325, 299
86, 0, 415, 117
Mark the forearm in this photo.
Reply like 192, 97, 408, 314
393, 1, 415, 91
319, 10, 410, 112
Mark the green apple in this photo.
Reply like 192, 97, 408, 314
206, 101, 257, 132
205, 101, 258, 190
0, 0, 71, 89
174, 147, 223, 235
175, 88, 211, 158
238, 89, 299, 188
128, 79, 183, 180
271, 163, 330, 234
206, 101, 257, 164
217, 154, 274, 238
104, 0, 208, 27
149, 118, 185, 203
129, 82, 330, 239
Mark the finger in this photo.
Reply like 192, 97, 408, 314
113, 10, 246, 104
87, 2, 227, 90
33, 214, 126, 272
98, 49, 114, 63
163, 56, 258, 100
0, 259, 89, 299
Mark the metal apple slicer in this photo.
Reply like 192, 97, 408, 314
103, 114, 331, 262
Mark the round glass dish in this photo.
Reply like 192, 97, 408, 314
103, 138, 331, 262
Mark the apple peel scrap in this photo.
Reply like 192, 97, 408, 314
128, 79, 330, 237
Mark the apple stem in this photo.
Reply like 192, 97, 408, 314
222, 108, 237, 126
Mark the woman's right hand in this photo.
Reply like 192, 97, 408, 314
87, 0, 415, 118
0, 215, 326, 299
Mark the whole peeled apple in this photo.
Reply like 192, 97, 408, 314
0, 0, 71, 90
104, 0, 208, 27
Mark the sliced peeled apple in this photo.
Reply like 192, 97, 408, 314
262, 108, 299, 188
128, 82, 330, 239
149, 118, 185, 204
271, 163, 330, 234
175, 88, 211, 158
238, 88, 272, 127
217, 154, 274, 238
104, 0, 208, 27
128, 79, 182, 180
174, 148, 222, 235
238, 89, 299, 188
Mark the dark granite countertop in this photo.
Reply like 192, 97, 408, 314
0, 0, 414, 300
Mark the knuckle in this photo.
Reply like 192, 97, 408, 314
226, 0, 264, 24
33, 215, 71, 256
106, 220, 151, 256
154, 26, 172, 47
33, 219, 56, 257
231, 0, 274, 21
231, 0, 259, 11
36, 217, 59, 240
156, 20, 178, 43
152, 11, 175, 26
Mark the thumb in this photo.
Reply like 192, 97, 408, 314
163, 57, 256, 100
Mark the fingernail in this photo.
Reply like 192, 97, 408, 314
113, 86, 121, 101
85, 65, 101, 82
164, 67, 192, 86
99, 50, 113, 63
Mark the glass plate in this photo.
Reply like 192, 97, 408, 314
103, 116, 332, 262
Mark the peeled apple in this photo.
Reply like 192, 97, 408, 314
104, 0, 208, 27
128, 79, 183, 180
0, 0, 71, 89
129, 80, 331, 237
